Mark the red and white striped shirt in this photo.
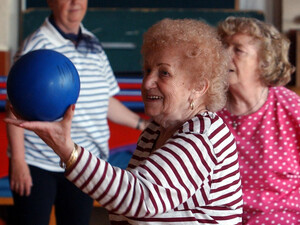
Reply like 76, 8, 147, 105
66, 112, 243, 224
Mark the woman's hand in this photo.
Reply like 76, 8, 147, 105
10, 159, 32, 196
5, 105, 76, 162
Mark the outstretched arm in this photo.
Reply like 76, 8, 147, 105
6, 103, 32, 196
107, 97, 148, 130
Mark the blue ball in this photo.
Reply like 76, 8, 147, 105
7, 49, 80, 121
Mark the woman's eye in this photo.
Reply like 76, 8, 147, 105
160, 71, 170, 77
143, 69, 151, 76
235, 48, 243, 53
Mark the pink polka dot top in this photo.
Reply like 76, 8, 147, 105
218, 86, 300, 225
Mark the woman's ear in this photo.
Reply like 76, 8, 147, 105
193, 78, 209, 98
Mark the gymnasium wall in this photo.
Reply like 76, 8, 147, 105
22, 8, 265, 74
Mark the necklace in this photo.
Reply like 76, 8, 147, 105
228, 87, 268, 127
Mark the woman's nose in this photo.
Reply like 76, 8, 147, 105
142, 73, 157, 89
227, 46, 234, 58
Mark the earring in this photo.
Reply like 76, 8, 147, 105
190, 101, 194, 110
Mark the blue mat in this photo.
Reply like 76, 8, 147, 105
108, 144, 135, 169
0, 176, 12, 197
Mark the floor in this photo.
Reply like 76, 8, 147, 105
0, 206, 111, 225
90, 207, 110, 225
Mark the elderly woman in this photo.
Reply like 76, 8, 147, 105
6, 18, 242, 224
217, 16, 300, 224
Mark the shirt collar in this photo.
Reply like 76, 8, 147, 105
49, 14, 82, 44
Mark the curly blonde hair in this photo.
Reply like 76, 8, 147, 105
141, 18, 229, 112
218, 16, 295, 86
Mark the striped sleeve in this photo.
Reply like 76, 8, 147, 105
66, 122, 219, 218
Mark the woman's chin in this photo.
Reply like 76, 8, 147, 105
144, 106, 158, 116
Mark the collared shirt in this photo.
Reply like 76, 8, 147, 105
10, 17, 120, 172
49, 14, 97, 50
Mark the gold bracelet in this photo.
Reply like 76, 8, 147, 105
60, 143, 79, 170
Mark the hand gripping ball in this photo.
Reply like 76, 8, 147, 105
7, 49, 80, 121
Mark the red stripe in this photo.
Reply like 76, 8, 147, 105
96, 167, 117, 202
79, 158, 100, 190
211, 177, 240, 193
115, 95, 142, 101
226, 194, 243, 208
141, 159, 175, 210
102, 170, 125, 207
133, 182, 148, 217
110, 179, 132, 212
151, 151, 183, 203
142, 161, 168, 212
88, 161, 109, 195
214, 130, 231, 149
212, 161, 240, 184
216, 138, 235, 158
177, 134, 216, 172
71, 151, 93, 183
139, 167, 159, 214
166, 140, 199, 189
199, 115, 205, 133
118, 174, 137, 216
211, 185, 242, 205
213, 157, 239, 175
195, 114, 208, 133
195, 134, 218, 165
119, 83, 141, 89
200, 186, 209, 205
188, 119, 194, 131
0, 94, 6, 100
157, 147, 191, 199
208, 121, 226, 140
218, 147, 238, 165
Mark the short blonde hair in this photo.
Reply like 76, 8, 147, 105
141, 18, 229, 112
218, 16, 295, 86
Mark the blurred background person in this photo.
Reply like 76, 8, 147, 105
217, 16, 300, 224
6, 18, 243, 224
6, 0, 147, 224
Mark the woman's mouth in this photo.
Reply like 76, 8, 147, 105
147, 95, 163, 100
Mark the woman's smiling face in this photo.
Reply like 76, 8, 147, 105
141, 47, 194, 126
